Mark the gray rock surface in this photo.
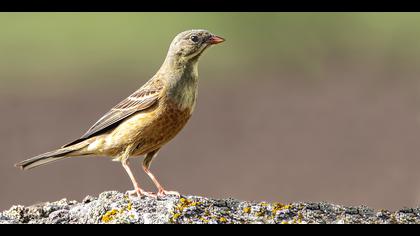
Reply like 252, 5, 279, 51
1, 191, 419, 224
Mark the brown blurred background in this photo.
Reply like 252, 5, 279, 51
2, 13, 420, 211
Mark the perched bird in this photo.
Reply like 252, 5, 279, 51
15, 29, 225, 198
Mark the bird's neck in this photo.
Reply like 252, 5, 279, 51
159, 55, 199, 111
159, 54, 199, 83
161, 53, 197, 71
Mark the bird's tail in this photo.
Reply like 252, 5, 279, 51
15, 142, 89, 170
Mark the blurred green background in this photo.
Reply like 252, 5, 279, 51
3, 13, 420, 90
2, 13, 420, 211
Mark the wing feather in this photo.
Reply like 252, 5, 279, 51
62, 79, 164, 147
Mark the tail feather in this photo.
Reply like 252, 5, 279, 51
15, 142, 89, 170
15, 149, 73, 170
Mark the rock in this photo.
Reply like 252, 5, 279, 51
1, 191, 419, 224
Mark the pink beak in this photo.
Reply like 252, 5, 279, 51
207, 35, 225, 44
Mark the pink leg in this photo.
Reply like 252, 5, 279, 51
122, 160, 155, 198
143, 167, 180, 197
143, 150, 180, 198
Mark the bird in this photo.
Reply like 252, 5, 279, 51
15, 29, 225, 198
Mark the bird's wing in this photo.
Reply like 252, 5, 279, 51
62, 79, 164, 148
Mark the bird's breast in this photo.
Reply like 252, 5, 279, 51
131, 98, 192, 155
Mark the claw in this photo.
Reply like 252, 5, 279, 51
157, 189, 180, 198
126, 188, 157, 198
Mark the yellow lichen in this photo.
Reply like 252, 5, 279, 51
390, 214, 398, 224
219, 217, 228, 223
174, 198, 200, 212
272, 203, 292, 215
297, 212, 304, 223
172, 213, 181, 220
243, 207, 251, 214
101, 209, 119, 223
282, 205, 291, 210
255, 211, 266, 217
126, 202, 132, 211
177, 198, 194, 209
101, 201, 133, 223
171, 198, 205, 223
273, 203, 285, 210
190, 201, 201, 207
179, 198, 192, 205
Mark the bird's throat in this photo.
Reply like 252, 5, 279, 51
165, 62, 199, 112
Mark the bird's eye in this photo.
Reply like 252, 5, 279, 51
190, 35, 199, 43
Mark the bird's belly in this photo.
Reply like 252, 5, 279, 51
101, 100, 192, 157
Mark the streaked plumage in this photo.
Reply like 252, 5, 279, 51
15, 29, 225, 198
63, 78, 164, 148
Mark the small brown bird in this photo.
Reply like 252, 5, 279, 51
15, 29, 225, 198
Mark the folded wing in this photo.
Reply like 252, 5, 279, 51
62, 79, 164, 147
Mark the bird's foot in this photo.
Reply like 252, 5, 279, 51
157, 189, 180, 198
126, 188, 157, 198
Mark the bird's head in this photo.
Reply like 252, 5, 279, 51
166, 29, 225, 65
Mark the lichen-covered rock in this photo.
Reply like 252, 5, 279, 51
1, 191, 419, 224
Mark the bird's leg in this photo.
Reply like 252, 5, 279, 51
144, 167, 180, 197
122, 160, 156, 198
143, 150, 180, 198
